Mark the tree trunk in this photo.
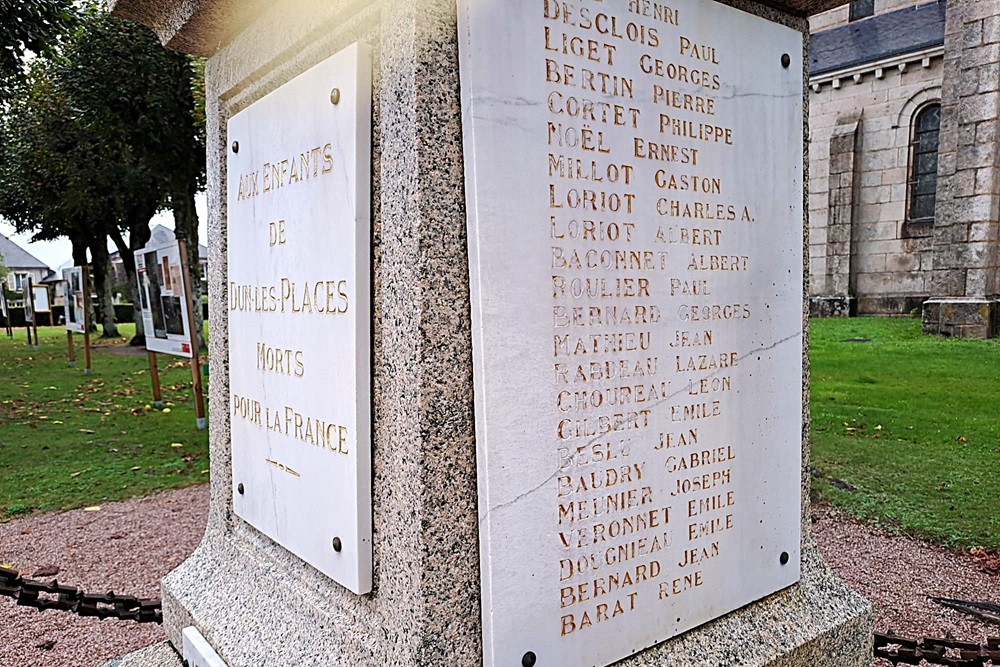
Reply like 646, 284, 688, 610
89, 240, 119, 338
111, 217, 153, 345
171, 182, 203, 348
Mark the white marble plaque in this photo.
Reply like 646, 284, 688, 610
459, 1, 804, 664
226, 43, 373, 595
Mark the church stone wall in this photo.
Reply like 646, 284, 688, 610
809, 57, 945, 314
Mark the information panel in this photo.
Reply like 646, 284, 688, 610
32, 286, 50, 314
459, 1, 804, 665
63, 267, 86, 334
226, 43, 373, 595
135, 240, 194, 358
23, 278, 33, 324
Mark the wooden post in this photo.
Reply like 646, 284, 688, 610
67, 331, 76, 368
147, 350, 164, 408
2, 294, 11, 338
30, 285, 39, 351
178, 240, 207, 429
82, 266, 93, 375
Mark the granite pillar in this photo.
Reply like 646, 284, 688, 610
104, 0, 873, 665
923, 0, 1000, 338
810, 112, 861, 318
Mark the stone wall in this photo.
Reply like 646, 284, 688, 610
809, 56, 944, 314
922, 0, 1000, 337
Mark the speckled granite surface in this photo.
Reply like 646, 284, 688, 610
104, 0, 872, 665
104, 641, 181, 667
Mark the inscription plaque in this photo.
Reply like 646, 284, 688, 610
458, 0, 804, 664
227, 43, 373, 594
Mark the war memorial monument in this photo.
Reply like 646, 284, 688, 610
104, 0, 873, 664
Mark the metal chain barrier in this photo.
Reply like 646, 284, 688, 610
0, 566, 161, 624
875, 633, 1000, 666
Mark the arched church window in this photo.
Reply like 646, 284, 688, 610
908, 104, 941, 222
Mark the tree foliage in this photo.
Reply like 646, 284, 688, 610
0, 0, 76, 100
0, 5, 206, 341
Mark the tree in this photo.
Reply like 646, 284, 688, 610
0, 6, 206, 343
57, 8, 206, 345
0, 0, 76, 100
0, 59, 126, 336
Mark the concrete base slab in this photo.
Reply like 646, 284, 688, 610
922, 298, 1000, 338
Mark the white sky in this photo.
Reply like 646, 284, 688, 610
0, 194, 208, 270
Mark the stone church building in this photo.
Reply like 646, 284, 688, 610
808, 0, 1000, 337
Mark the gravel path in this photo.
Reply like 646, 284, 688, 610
0, 488, 996, 667
0, 485, 209, 667
813, 504, 999, 660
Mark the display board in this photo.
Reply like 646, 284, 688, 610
63, 267, 86, 334
135, 240, 194, 358
458, 1, 805, 665
32, 285, 50, 313
23, 278, 34, 324
0, 290, 7, 319
226, 43, 374, 595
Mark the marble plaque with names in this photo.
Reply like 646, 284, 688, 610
227, 43, 373, 595
458, 1, 804, 665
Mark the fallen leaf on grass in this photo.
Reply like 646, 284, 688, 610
82, 506, 101, 512
69, 471, 82, 478
171, 443, 183, 449
79, 429, 95, 434
31, 565, 59, 577
957, 436, 968, 442
131, 466, 141, 471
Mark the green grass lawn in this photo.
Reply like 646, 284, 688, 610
0, 324, 209, 520
810, 317, 1000, 549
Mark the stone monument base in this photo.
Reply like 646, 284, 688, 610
105, 537, 871, 667
104, 641, 178, 667
922, 298, 1000, 338
809, 296, 857, 318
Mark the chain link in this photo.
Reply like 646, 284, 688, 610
0, 566, 161, 624
875, 632, 1000, 666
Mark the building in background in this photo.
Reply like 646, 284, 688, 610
109, 224, 208, 288
0, 234, 54, 296
808, 0, 1000, 337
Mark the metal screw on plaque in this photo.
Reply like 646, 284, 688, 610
780, 551, 790, 565
231, 140, 239, 153
332, 537, 342, 552
330, 88, 341, 105
781, 53, 791, 68
237, 483, 245, 495
522, 651, 536, 667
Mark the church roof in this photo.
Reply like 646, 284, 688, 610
811, 1, 947, 77
0, 234, 50, 271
